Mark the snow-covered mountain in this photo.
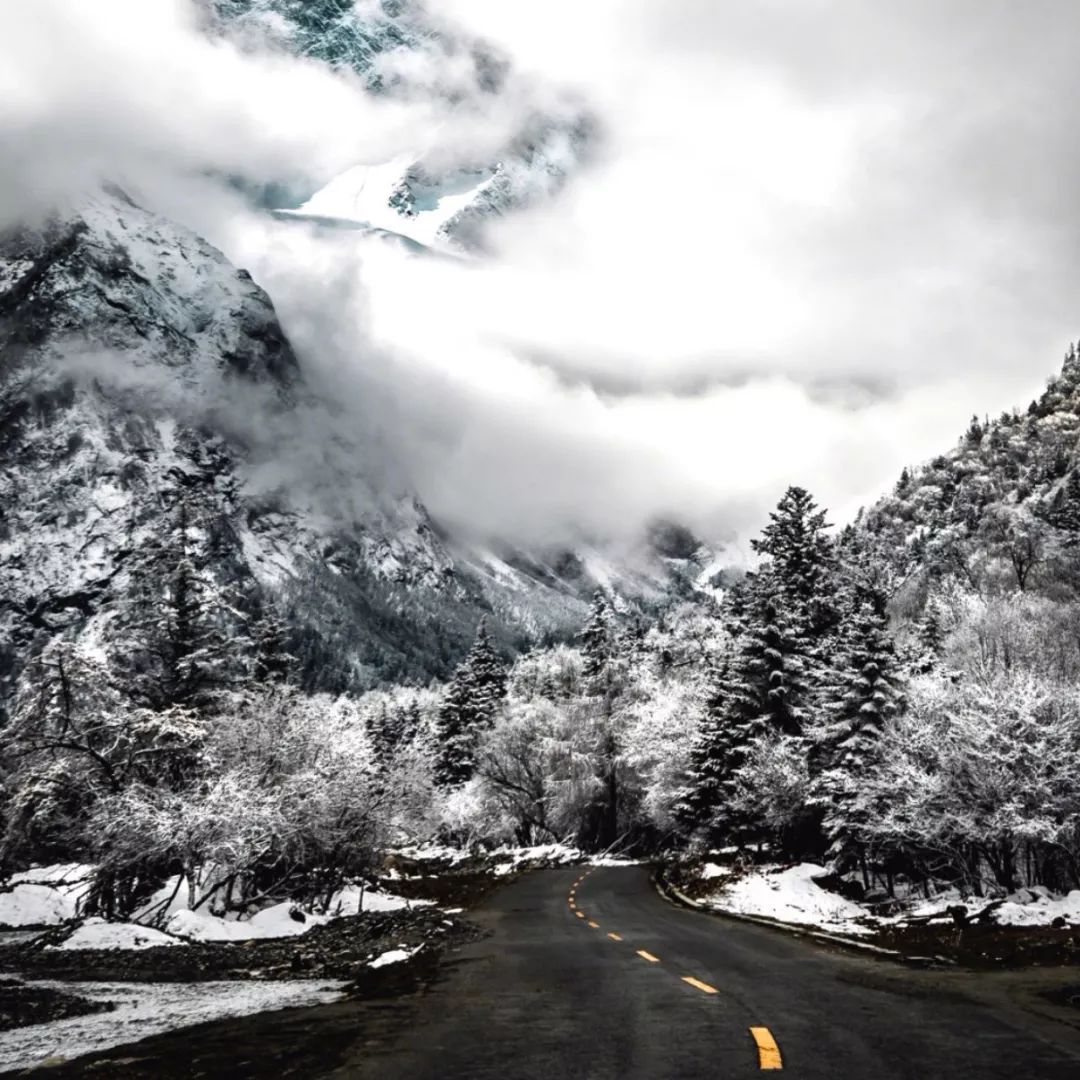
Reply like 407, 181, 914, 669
0, 187, 467, 703
210, 0, 590, 251
0, 187, 718, 717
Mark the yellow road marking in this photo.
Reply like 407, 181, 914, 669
576, 912, 586, 919
607, 932, 623, 941
749, 1027, 782, 1070
636, 950, 660, 963
681, 976, 719, 995
588, 921, 600, 929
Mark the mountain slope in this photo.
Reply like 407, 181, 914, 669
0, 187, 479, 712
858, 347, 1080, 601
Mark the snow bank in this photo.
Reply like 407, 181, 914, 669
164, 889, 428, 942
0, 979, 345, 1073
884, 886, 1080, 928
369, 945, 420, 969
995, 890, 1080, 926
706, 863, 872, 935
0, 865, 93, 927
49, 919, 186, 951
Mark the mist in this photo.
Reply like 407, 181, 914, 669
4, 0, 1080, 550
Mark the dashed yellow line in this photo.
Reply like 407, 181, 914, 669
750, 1027, 782, 1070
576, 912, 586, 920
681, 976, 719, 996
607, 932, 623, 942
588, 921, 600, 929
636, 949, 660, 963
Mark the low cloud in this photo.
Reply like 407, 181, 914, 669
4, 1, 1079, 553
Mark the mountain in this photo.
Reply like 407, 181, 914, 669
0, 187, 719, 719
0, 187, 474, 709
210, 0, 591, 250
856, 347, 1080, 604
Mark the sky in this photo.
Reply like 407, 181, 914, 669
2, 0, 1079, 553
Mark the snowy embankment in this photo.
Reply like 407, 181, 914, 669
0, 864, 432, 948
0, 865, 92, 928
693, 862, 1080, 938
0, 979, 346, 1074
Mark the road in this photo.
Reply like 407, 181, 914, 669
31, 864, 1080, 1078
331, 864, 1080, 1079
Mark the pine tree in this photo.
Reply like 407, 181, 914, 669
966, 414, 984, 446
751, 486, 837, 635
674, 653, 736, 837
118, 499, 235, 713
579, 591, 617, 681
1045, 468, 1080, 540
370, 704, 405, 771
251, 610, 294, 684
435, 620, 508, 787
910, 601, 944, 675
814, 602, 903, 872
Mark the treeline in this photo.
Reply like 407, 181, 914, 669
10, 349, 1080, 914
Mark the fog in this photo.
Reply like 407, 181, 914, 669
4, 0, 1079, 549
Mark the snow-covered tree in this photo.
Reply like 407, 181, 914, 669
435, 620, 508, 787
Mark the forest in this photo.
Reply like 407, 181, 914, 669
7, 348, 1080, 918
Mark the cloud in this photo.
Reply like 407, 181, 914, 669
4, 1, 1080, 553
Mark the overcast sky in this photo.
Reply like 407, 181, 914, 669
3, 1, 1079, 552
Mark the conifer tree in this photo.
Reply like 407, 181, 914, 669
579, 590, 617, 682
814, 602, 903, 871
674, 652, 735, 837
118, 499, 235, 713
751, 486, 837, 635
251, 610, 294, 684
435, 620, 508, 787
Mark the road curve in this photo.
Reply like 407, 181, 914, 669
332, 864, 1080, 1079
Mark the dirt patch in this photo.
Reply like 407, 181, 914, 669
867, 920, 1080, 968
0, 978, 115, 1032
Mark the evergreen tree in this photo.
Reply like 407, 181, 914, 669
1044, 469, 1080, 540
579, 590, 617, 681
369, 704, 405, 771
751, 486, 837, 635
251, 610, 294, 684
966, 414, 984, 446
435, 621, 507, 787
118, 499, 236, 713
674, 653, 735, 837
814, 602, 903, 871
910, 601, 944, 675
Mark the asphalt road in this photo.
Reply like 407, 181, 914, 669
331, 864, 1080, 1080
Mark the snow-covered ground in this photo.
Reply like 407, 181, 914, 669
49, 919, 186, 951
1, 865, 434, 948
698, 862, 1080, 936
702, 863, 873, 936
0, 865, 93, 928
278, 158, 495, 249
0, 979, 346, 1074
368, 945, 421, 969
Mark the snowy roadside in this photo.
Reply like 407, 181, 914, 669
665, 859, 1080, 966
0, 979, 346, 1074
0, 844, 607, 1070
